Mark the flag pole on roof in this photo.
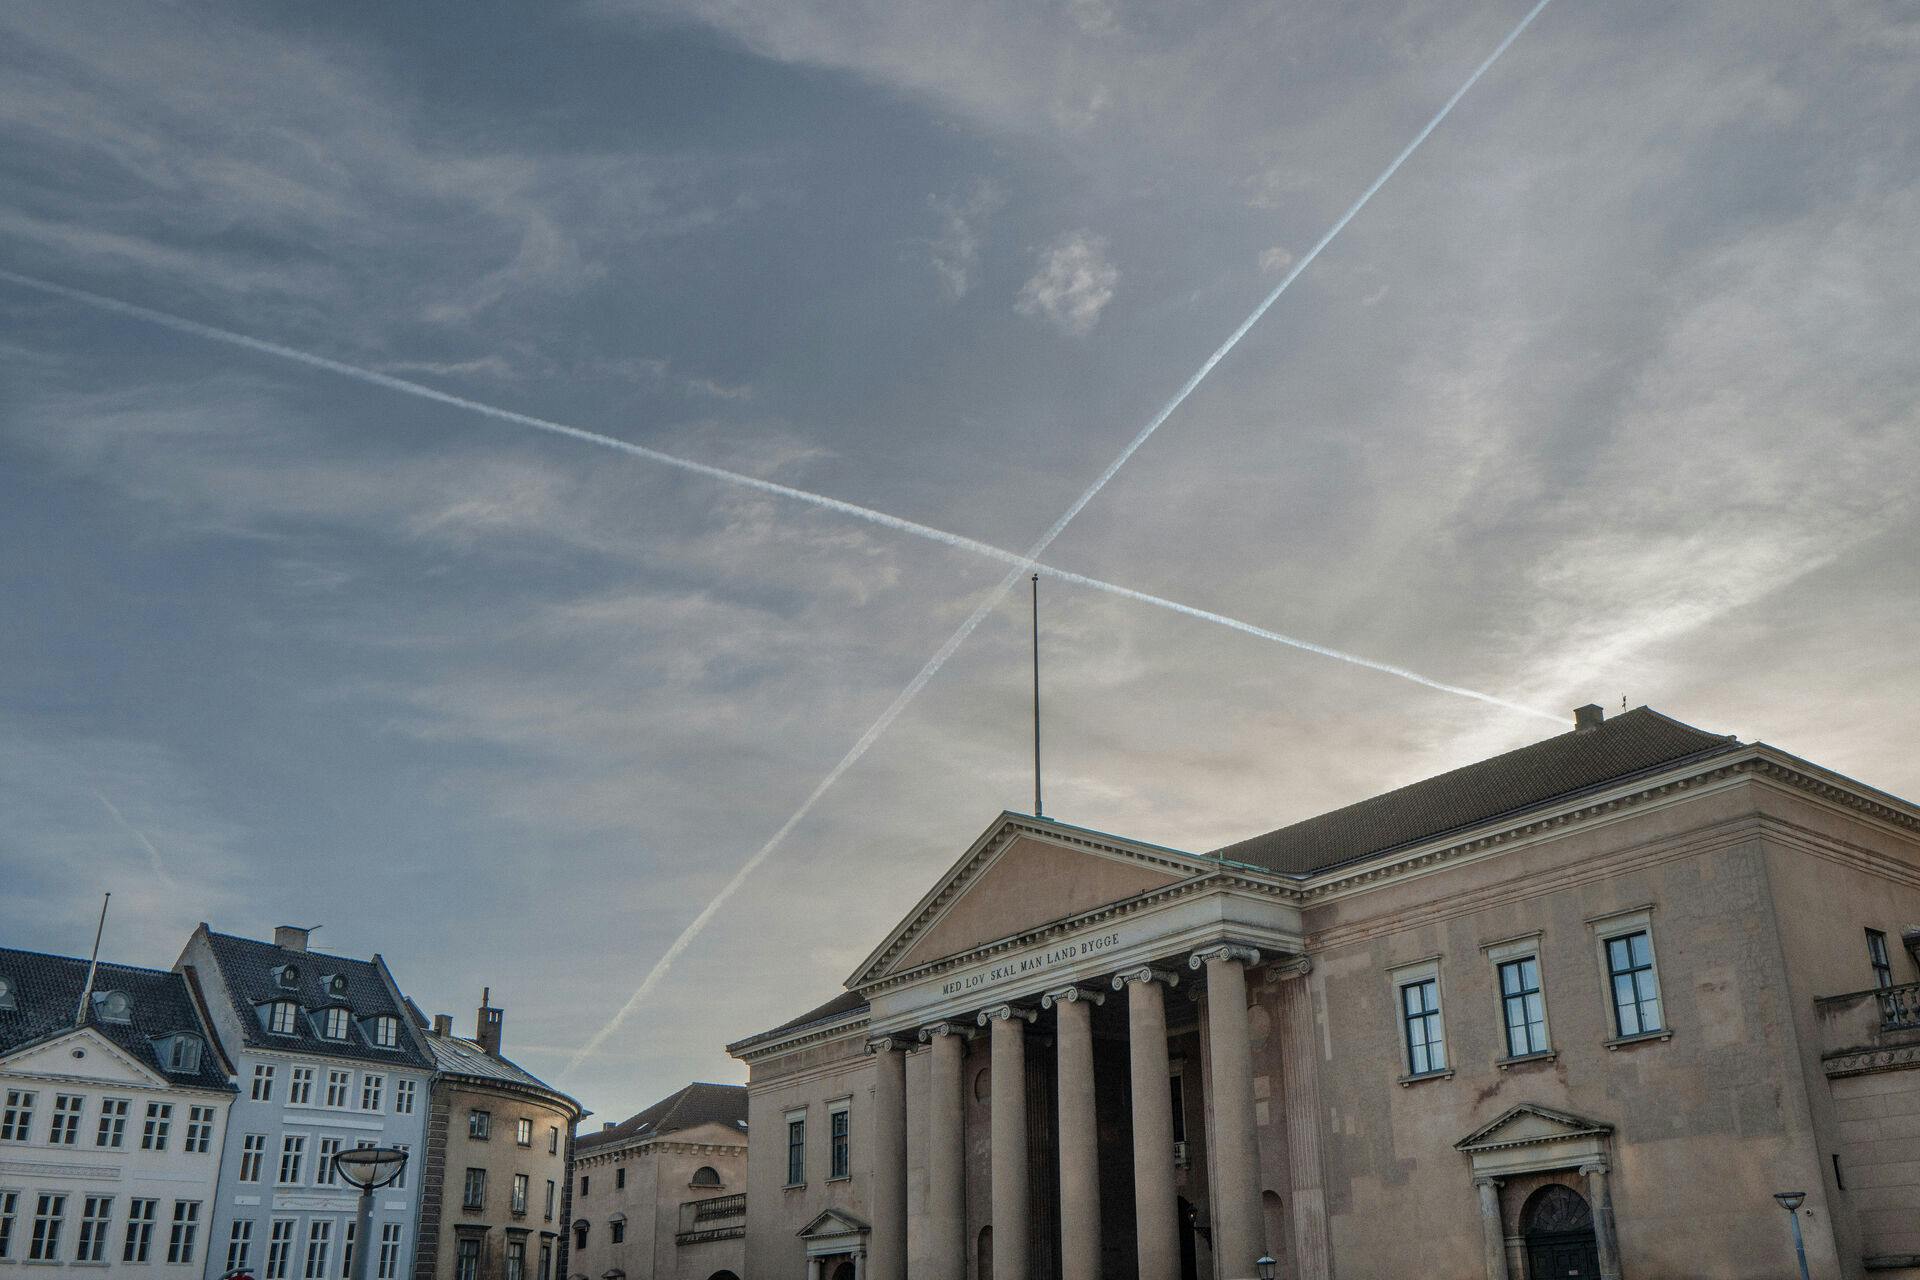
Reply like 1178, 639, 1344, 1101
74, 891, 111, 1028
1031, 573, 1043, 819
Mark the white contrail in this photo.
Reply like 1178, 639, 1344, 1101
93, 788, 179, 891
563, 0, 1560, 1070
0, 265, 1553, 723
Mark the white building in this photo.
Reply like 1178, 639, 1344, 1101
0, 947, 238, 1275
179, 925, 435, 1280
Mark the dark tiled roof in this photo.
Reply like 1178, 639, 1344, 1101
425, 1031, 581, 1115
0, 948, 234, 1091
201, 931, 433, 1070
728, 989, 870, 1055
1211, 707, 1741, 876
575, 1082, 747, 1151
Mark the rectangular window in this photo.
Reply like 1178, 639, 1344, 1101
373, 1016, 398, 1049
468, 1109, 491, 1139
228, 1219, 255, 1273
395, 1079, 416, 1115
361, 1074, 384, 1112
1870, 929, 1895, 990
610, 1220, 625, 1244
323, 1007, 350, 1040
463, 1167, 487, 1210
829, 1102, 851, 1180
516, 1116, 533, 1146
548, 1125, 558, 1155
456, 1238, 480, 1280
96, 1096, 129, 1147
545, 1179, 556, 1221
76, 1195, 112, 1262
1605, 929, 1664, 1037
167, 1199, 200, 1264
1, 1090, 34, 1141
1168, 1071, 1187, 1144
48, 1094, 83, 1146
290, 1066, 315, 1105
186, 1104, 215, 1153
506, 1238, 526, 1280
539, 1240, 553, 1280
378, 1223, 404, 1279
304, 1219, 332, 1278
142, 1101, 172, 1150
268, 1219, 297, 1279
512, 1173, 529, 1216
1498, 956, 1549, 1057
1400, 977, 1446, 1076
28, 1192, 64, 1261
280, 1133, 307, 1184
317, 1136, 343, 1186
122, 1198, 157, 1262
325, 1070, 351, 1108
0, 1189, 16, 1259
341, 1220, 355, 1279
270, 1001, 298, 1035
390, 1142, 411, 1189
253, 1063, 276, 1100
786, 1111, 806, 1186
240, 1132, 268, 1181
579, 1174, 588, 1197
615, 1166, 625, 1190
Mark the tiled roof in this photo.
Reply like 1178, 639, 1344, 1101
200, 930, 433, 1070
0, 947, 233, 1091
728, 989, 869, 1055
1211, 707, 1741, 876
575, 1082, 747, 1152
425, 1031, 581, 1114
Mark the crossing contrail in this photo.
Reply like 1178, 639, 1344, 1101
562, 0, 1560, 1069
93, 788, 179, 891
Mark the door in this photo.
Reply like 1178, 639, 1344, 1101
1525, 1232, 1601, 1279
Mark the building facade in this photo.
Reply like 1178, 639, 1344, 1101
413, 992, 582, 1280
0, 949, 237, 1275
728, 706, 1920, 1280
179, 925, 436, 1280
567, 1083, 747, 1280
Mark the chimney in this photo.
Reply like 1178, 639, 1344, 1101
1573, 704, 1605, 732
433, 1013, 453, 1037
274, 925, 311, 953
476, 987, 504, 1057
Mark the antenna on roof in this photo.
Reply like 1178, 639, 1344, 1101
73, 891, 111, 1028
1031, 573, 1043, 819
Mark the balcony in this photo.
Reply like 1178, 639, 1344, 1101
1815, 981, 1920, 1077
675, 1192, 746, 1245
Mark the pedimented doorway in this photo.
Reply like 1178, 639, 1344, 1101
1521, 1185, 1601, 1280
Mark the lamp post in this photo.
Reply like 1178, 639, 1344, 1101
334, 1147, 409, 1280
1773, 1191, 1811, 1280
1256, 1255, 1277, 1280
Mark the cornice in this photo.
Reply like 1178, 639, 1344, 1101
728, 1010, 871, 1064
433, 1070, 584, 1121
1823, 1045, 1920, 1079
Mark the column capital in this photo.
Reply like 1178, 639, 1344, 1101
1112, 965, 1180, 991
1473, 1175, 1503, 1189
866, 1035, 910, 1055
1267, 955, 1313, 980
1189, 943, 1262, 971
977, 1004, 1039, 1026
1578, 1161, 1610, 1177
1040, 984, 1105, 1009
919, 1021, 978, 1043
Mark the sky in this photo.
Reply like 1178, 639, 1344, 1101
3, 0, 1917, 1123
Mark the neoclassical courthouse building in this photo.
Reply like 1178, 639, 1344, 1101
727, 706, 1920, 1280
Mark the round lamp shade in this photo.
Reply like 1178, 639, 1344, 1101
1773, 1191, 1807, 1212
333, 1146, 409, 1190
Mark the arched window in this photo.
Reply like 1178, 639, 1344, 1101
977, 1227, 993, 1280
706, 1272, 741, 1280
690, 1166, 722, 1188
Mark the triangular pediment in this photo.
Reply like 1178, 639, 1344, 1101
1456, 1103, 1612, 1153
0, 1026, 169, 1088
798, 1207, 871, 1240
848, 813, 1216, 988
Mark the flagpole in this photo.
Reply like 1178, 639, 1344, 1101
75, 892, 111, 1027
1032, 573, 1043, 818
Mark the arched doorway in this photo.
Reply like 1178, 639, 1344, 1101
707, 1273, 740, 1280
1521, 1184, 1601, 1279
830, 1264, 855, 1280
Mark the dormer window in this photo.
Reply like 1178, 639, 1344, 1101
370, 1016, 398, 1049
324, 973, 348, 997
0, 975, 15, 1011
153, 1034, 204, 1074
274, 963, 300, 989
321, 1007, 351, 1040
268, 1001, 298, 1035
93, 990, 133, 1024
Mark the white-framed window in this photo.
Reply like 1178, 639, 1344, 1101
269, 1001, 299, 1035
279, 1133, 307, 1184
372, 1016, 398, 1048
304, 1218, 332, 1278
394, 1079, 417, 1115
361, 1074, 385, 1112
142, 1101, 172, 1150
1389, 958, 1447, 1079
0, 1189, 17, 1260
377, 1224, 403, 1279
1, 1090, 34, 1141
290, 1065, 315, 1105
167, 1034, 204, 1072
252, 1063, 276, 1101
1590, 907, 1667, 1041
166, 1199, 200, 1264
227, 1218, 255, 1273
186, 1105, 215, 1153
325, 1069, 351, 1108
341, 1219, 355, 1279
267, 1218, 297, 1279
468, 1109, 491, 1139
49, 1094, 83, 1145
322, 1007, 351, 1041
96, 1096, 128, 1147
76, 1195, 112, 1262
828, 1098, 852, 1180
122, 1198, 157, 1262
390, 1142, 410, 1189
784, 1107, 807, 1186
516, 1116, 533, 1146
28, 1192, 64, 1260
317, 1136, 343, 1186
240, 1133, 267, 1182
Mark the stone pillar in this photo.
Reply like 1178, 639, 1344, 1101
1042, 986, 1103, 1280
921, 1022, 972, 1280
867, 1037, 909, 1280
1191, 945, 1264, 1280
853, 1247, 868, 1280
980, 1004, 1037, 1280
1272, 958, 1332, 1280
1474, 1178, 1510, 1280
1582, 1162, 1622, 1280
808, 1257, 824, 1280
1114, 966, 1181, 1280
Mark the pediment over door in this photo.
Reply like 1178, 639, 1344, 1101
847, 813, 1214, 987
798, 1207, 871, 1242
1456, 1104, 1613, 1178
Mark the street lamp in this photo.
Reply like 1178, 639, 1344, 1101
1773, 1191, 1811, 1280
334, 1147, 409, 1280
1256, 1255, 1277, 1280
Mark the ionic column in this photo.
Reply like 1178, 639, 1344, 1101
852, 1247, 868, 1280
1273, 957, 1332, 1280
808, 1257, 824, 1280
920, 1022, 973, 1280
1113, 966, 1181, 1280
1042, 985, 1104, 1280
867, 1037, 909, 1280
1581, 1162, 1622, 1280
979, 1005, 1037, 1280
1192, 945, 1264, 1280
1474, 1178, 1509, 1280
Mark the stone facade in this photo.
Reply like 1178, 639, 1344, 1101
729, 708, 1920, 1280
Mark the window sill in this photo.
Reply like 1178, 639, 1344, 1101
826, 1175, 851, 1184
1496, 1051, 1558, 1071
1397, 1068, 1454, 1087
783, 1182, 807, 1192
1604, 1029, 1673, 1050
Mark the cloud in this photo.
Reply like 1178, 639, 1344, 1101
1014, 230, 1118, 336
1258, 246, 1295, 275
927, 179, 1005, 299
